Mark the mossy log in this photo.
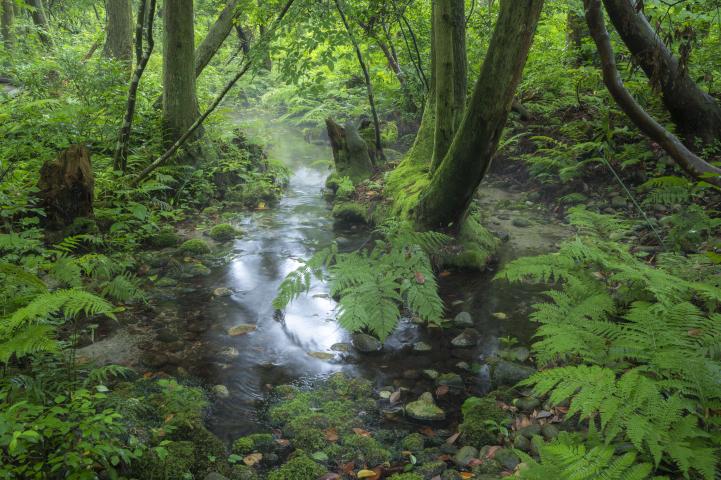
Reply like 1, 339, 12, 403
37, 145, 94, 228
325, 117, 373, 183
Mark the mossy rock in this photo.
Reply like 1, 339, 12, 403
415, 460, 447, 478
136, 440, 195, 480
388, 474, 424, 480
231, 432, 275, 455
459, 396, 508, 448
325, 172, 342, 193
332, 201, 368, 225
267, 454, 326, 480
179, 239, 211, 255
401, 433, 425, 452
150, 227, 181, 248
209, 223, 240, 242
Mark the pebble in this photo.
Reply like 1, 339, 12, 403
212, 385, 230, 398
227, 324, 257, 336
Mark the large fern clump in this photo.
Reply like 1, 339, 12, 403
274, 221, 449, 341
496, 206, 721, 479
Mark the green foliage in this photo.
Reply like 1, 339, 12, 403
497, 207, 721, 478
274, 221, 449, 340
267, 454, 327, 480
209, 223, 240, 242
179, 239, 211, 255
459, 396, 509, 447
335, 176, 356, 200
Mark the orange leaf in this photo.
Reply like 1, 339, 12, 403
414, 271, 426, 284
340, 462, 355, 474
435, 385, 449, 397
446, 432, 460, 444
420, 426, 436, 437
352, 427, 371, 437
243, 453, 263, 466
324, 428, 339, 442
460, 473, 474, 479
439, 270, 451, 277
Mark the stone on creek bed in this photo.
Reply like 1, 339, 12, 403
450, 328, 480, 348
351, 333, 382, 353
492, 360, 536, 387
405, 392, 446, 421
227, 323, 257, 336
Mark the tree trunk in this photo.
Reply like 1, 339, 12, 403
162, 0, 202, 146
603, 0, 721, 144
103, 0, 133, 64
1, 0, 14, 49
585, 0, 721, 187
258, 24, 272, 70
566, 1, 587, 65
334, 0, 384, 163
26, 0, 51, 46
416, 0, 544, 231
431, 0, 466, 172
326, 118, 374, 183
194, 0, 242, 77
38, 145, 94, 229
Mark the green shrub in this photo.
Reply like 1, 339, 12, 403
209, 223, 239, 242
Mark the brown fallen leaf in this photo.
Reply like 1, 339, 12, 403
688, 328, 703, 336
324, 428, 339, 442
340, 462, 355, 475
446, 432, 460, 444
439, 270, 451, 277
484, 446, 502, 459
435, 384, 449, 397
420, 426, 436, 437
352, 427, 372, 437
389, 390, 401, 405
318, 474, 341, 480
274, 438, 289, 447
415, 271, 426, 284
460, 472, 475, 479
468, 458, 484, 466
243, 453, 262, 466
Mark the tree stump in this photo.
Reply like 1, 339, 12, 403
37, 145, 94, 229
325, 117, 373, 183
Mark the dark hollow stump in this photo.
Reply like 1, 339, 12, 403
37, 145, 94, 229
325, 117, 373, 183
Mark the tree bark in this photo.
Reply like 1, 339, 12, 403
194, 0, 242, 77
162, 0, 202, 146
334, 0, 384, 163
431, 0, 466, 172
602, 0, 721, 144
1, 0, 14, 49
326, 118, 374, 183
585, 0, 721, 187
103, 0, 133, 64
113, 0, 156, 172
26, 0, 51, 46
416, 0, 545, 230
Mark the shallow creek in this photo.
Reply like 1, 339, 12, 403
84, 113, 570, 444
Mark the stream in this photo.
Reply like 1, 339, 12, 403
83, 113, 570, 444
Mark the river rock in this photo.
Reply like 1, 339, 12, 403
213, 287, 233, 297
212, 385, 230, 398
413, 341, 432, 352
610, 195, 627, 208
405, 392, 445, 421
512, 217, 530, 228
502, 346, 530, 362
228, 324, 256, 336
453, 445, 478, 466
515, 396, 541, 412
140, 351, 169, 368
330, 342, 352, 352
492, 311, 507, 320
436, 373, 463, 388
351, 333, 382, 353
541, 423, 560, 440
492, 360, 536, 387
513, 435, 531, 452
423, 369, 439, 380
308, 351, 334, 361
217, 346, 240, 361
453, 311, 474, 327
494, 448, 520, 471
451, 328, 480, 348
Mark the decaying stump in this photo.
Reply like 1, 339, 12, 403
325, 117, 373, 183
37, 145, 94, 228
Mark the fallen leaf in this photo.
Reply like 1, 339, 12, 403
439, 270, 451, 277
243, 453, 262, 466
324, 428, 339, 442
274, 439, 289, 447
468, 458, 484, 466
389, 390, 401, 405
340, 462, 355, 474
163, 414, 174, 423
257, 201, 267, 210
484, 446, 501, 459
435, 384, 449, 397
352, 427, 371, 437
446, 432, 460, 444
414, 271, 426, 284
318, 474, 341, 480
420, 426, 436, 437
460, 472, 474, 479
357, 469, 377, 479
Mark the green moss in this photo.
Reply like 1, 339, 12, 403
137, 440, 195, 480
382, 121, 399, 146
229, 464, 259, 480
287, 414, 328, 451
388, 474, 424, 480
209, 223, 240, 242
326, 372, 373, 399
415, 460, 447, 478
401, 433, 425, 452
150, 227, 181, 248
384, 158, 431, 220
267, 454, 327, 480
179, 239, 211, 255
232, 437, 255, 455
459, 396, 509, 448
335, 177, 355, 201
339, 434, 391, 466
440, 214, 500, 271
332, 201, 368, 224
232, 433, 274, 455
325, 173, 342, 192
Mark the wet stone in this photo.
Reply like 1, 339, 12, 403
491, 312, 507, 320
140, 351, 169, 368
423, 369, 439, 380
494, 448, 520, 471
213, 385, 230, 398
515, 396, 541, 412
436, 373, 463, 388
492, 360, 536, 387
228, 323, 257, 336
451, 328, 480, 348
453, 445, 479, 467
413, 341, 432, 352
330, 342, 352, 352
351, 333, 382, 353
213, 287, 233, 297
217, 346, 240, 361
512, 217, 530, 228
308, 351, 334, 361
406, 392, 446, 421
453, 311, 474, 327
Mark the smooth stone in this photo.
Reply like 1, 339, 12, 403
436, 373, 463, 388
541, 424, 559, 440
513, 435, 531, 451
492, 360, 536, 387
351, 333, 382, 353
212, 385, 230, 398
308, 351, 334, 361
456, 361, 470, 371
227, 324, 256, 336
213, 287, 233, 297
155, 277, 178, 288
140, 351, 169, 368
405, 392, 445, 421
494, 448, 520, 471
512, 218, 530, 228
502, 346, 530, 362
453, 445, 479, 466
423, 369, 439, 380
515, 396, 541, 412
217, 346, 240, 361
413, 341, 432, 352
610, 195, 627, 208
183, 263, 211, 277
453, 311, 474, 327
451, 328, 480, 348
330, 342, 352, 352
519, 424, 542, 439
491, 312, 507, 320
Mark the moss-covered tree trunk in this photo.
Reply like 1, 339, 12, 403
603, 0, 721, 145
415, 0, 544, 231
194, 0, 241, 77
326, 118, 373, 183
162, 0, 202, 146
1, 0, 14, 49
430, 0, 466, 172
26, 0, 51, 46
103, 0, 133, 64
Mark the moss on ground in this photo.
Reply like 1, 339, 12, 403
459, 396, 509, 448
332, 201, 368, 224
179, 238, 211, 255
209, 223, 240, 242
267, 454, 327, 480
150, 227, 181, 248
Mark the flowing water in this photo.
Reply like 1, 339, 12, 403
85, 112, 569, 443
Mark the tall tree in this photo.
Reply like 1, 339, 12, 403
103, 0, 133, 63
603, 0, 721, 145
162, 0, 202, 146
415, 0, 545, 230
26, 0, 51, 46
1, 0, 14, 49
194, 0, 242, 77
